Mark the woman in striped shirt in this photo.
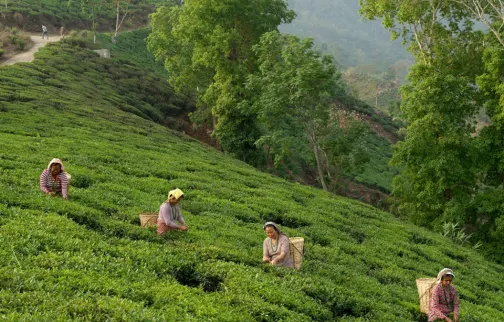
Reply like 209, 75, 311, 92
40, 158, 69, 199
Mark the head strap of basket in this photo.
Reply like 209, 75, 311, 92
168, 188, 184, 201
437, 268, 455, 281
263, 222, 283, 235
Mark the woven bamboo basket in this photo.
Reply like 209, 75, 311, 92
289, 237, 304, 271
416, 278, 438, 314
139, 212, 158, 227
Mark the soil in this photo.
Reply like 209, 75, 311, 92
1, 34, 62, 66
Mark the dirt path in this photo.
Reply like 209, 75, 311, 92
1, 34, 62, 66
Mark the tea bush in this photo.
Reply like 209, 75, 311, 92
0, 0, 167, 24
0, 36, 503, 321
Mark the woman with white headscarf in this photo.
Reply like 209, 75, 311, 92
262, 222, 293, 267
428, 268, 459, 322
39, 158, 69, 199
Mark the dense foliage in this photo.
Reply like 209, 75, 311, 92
148, 0, 295, 164
147, 0, 399, 196
0, 39, 503, 321
94, 28, 167, 77
359, 0, 504, 263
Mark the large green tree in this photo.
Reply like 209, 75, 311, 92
147, 0, 295, 163
359, 0, 504, 262
248, 31, 369, 191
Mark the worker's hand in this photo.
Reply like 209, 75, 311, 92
179, 225, 187, 231
63, 196, 68, 200
445, 318, 453, 322
262, 257, 270, 263
270, 258, 277, 265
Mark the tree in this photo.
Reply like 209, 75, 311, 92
248, 31, 366, 191
81, 0, 99, 43
358, 1, 504, 262
112, 0, 130, 44
359, 1, 485, 222
148, 0, 295, 163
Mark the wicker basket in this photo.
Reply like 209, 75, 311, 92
139, 212, 158, 227
289, 237, 304, 271
65, 172, 72, 184
416, 278, 438, 314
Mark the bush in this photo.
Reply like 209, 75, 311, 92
16, 39, 25, 50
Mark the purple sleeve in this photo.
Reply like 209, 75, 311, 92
159, 203, 180, 228
176, 210, 186, 226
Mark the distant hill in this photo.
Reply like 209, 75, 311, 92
280, 0, 411, 68
0, 39, 503, 321
280, 0, 412, 112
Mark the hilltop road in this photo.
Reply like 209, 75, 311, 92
1, 34, 62, 66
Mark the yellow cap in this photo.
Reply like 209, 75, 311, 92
168, 188, 184, 200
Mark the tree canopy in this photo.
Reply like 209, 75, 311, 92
360, 0, 504, 262
148, 0, 295, 163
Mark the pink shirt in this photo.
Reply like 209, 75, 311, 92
428, 284, 459, 321
263, 234, 293, 267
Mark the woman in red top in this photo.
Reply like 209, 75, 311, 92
40, 158, 69, 199
428, 268, 459, 322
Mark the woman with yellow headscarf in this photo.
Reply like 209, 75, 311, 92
156, 188, 187, 235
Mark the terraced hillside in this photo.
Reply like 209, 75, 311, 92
0, 38, 503, 321
0, 0, 166, 30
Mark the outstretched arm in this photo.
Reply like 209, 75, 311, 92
40, 170, 50, 194
61, 173, 69, 199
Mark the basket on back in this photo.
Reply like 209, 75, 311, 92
139, 212, 158, 227
416, 278, 438, 314
289, 237, 304, 271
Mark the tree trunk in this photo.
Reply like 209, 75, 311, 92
307, 129, 328, 191
113, 1, 129, 44
114, 2, 120, 40
92, 6, 96, 44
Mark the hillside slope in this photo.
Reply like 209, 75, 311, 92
93, 28, 397, 194
0, 0, 166, 32
0, 41, 503, 321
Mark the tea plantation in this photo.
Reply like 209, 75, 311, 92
0, 40, 503, 321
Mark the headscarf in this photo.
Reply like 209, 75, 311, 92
47, 158, 65, 172
437, 268, 455, 280
168, 188, 184, 200
263, 222, 284, 235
